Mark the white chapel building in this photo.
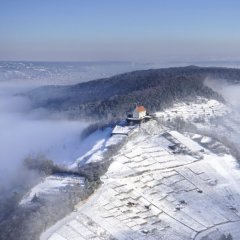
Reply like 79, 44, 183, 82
133, 106, 146, 119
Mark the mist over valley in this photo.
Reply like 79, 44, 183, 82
1, 61, 240, 239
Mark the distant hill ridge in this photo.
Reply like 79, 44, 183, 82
27, 66, 240, 120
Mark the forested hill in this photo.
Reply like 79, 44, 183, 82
27, 66, 240, 120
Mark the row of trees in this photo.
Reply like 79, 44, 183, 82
28, 66, 234, 121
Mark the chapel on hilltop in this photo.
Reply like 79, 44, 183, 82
132, 106, 146, 119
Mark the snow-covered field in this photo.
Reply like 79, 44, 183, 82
20, 174, 85, 205
71, 127, 129, 167
155, 98, 229, 122
41, 99, 240, 240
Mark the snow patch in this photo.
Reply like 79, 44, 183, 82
201, 136, 212, 144
20, 174, 85, 205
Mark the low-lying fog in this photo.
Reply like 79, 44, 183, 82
205, 78, 240, 110
204, 78, 240, 161
0, 82, 88, 190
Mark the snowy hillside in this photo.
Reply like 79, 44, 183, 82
20, 174, 85, 205
28, 66, 240, 120
41, 98, 240, 240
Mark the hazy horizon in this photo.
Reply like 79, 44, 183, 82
1, 0, 240, 62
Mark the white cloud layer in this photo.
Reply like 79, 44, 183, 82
0, 83, 87, 184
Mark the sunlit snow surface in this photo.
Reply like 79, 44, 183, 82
20, 174, 85, 205
41, 99, 240, 240
72, 126, 136, 168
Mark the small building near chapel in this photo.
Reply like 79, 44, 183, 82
132, 106, 146, 119
111, 125, 131, 136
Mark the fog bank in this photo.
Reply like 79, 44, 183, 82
205, 78, 240, 110
0, 82, 87, 189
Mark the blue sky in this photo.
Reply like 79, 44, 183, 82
0, 0, 240, 61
